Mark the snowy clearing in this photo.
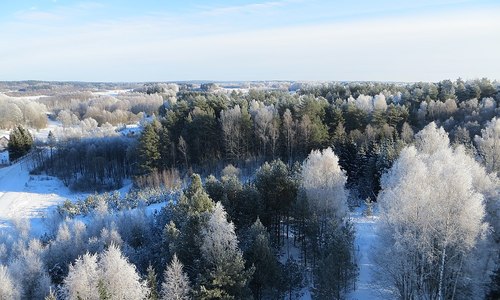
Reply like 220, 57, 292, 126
0, 159, 77, 236
92, 89, 132, 97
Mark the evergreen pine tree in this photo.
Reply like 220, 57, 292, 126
181, 174, 214, 216
245, 218, 280, 299
198, 202, 254, 299
8, 125, 33, 161
158, 126, 172, 170
161, 254, 191, 300
313, 221, 357, 300
281, 258, 303, 300
487, 263, 500, 300
172, 174, 215, 280
138, 121, 161, 174
44, 288, 56, 300
146, 264, 159, 300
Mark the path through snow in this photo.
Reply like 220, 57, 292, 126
349, 207, 390, 300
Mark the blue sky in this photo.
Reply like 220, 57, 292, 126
0, 0, 499, 82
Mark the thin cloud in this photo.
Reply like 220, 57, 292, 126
13, 1, 105, 24
14, 11, 64, 22
200, 0, 303, 16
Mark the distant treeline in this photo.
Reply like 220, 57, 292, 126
137, 78, 499, 198
28, 78, 500, 195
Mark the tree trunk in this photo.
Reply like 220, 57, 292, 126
438, 246, 447, 300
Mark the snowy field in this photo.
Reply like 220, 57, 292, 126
0, 158, 78, 236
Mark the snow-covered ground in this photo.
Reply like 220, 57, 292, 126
31, 118, 62, 142
349, 206, 390, 300
0, 158, 77, 236
92, 89, 132, 97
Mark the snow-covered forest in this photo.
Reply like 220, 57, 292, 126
0, 79, 499, 299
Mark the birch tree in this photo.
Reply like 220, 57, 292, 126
376, 122, 489, 299
220, 105, 244, 160
475, 117, 500, 175
301, 147, 348, 219
282, 109, 296, 163
0, 265, 19, 300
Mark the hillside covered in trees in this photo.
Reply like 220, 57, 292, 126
0, 79, 499, 299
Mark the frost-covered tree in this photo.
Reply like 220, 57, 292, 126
44, 288, 56, 300
300, 147, 356, 298
376, 122, 489, 299
475, 117, 500, 175
400, 122, 414, 144
0, 100, 22, 129
0, 265, 19, 300
282, 108, 296, 163
63, 253, 100, 300
9, 240, 51, 300
161, 254, 191, 300
99, 244, 146, 299
198, 202, 253, 299
301, 147, 348, 219
45, 221, 85, 284
63, 245, 146, 300
253, 104, 277, 157
221, 105, 244, 160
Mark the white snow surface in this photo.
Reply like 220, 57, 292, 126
92, 89, 132, 97
348, 206, 390, 300
0, 158, 77, 236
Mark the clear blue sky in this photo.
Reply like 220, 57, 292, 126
0, 0, 499, 82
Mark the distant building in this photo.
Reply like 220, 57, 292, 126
117, 124, 142, 137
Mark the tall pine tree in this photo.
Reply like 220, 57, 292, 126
137, 121, 161, 174
8, 125, 33, 161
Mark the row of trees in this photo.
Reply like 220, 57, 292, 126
32, 137, 137, 191
0, 94, 48, 129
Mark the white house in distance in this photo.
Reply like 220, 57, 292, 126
0, 136, 9, 165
